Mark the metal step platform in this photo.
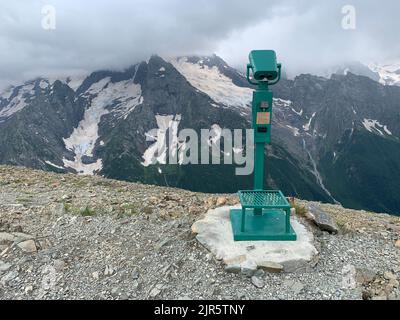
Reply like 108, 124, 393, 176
230, 190, 297, 241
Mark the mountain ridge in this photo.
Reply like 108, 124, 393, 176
0, 54, 399, 215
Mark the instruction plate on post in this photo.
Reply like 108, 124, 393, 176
256, 112, 271, 125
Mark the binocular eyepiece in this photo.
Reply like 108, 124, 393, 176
247, 50, 281, 86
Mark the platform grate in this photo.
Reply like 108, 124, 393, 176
238, 190, 289, 208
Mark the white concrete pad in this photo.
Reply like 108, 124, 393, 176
192, 205, 318, 273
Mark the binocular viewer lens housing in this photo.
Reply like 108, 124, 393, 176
248, 50, 279, 82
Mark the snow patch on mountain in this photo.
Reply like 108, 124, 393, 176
303, 112, 316, 132
39, 80, 49, 90
63, 75, 142, 174
65, 75, 87, 91
362, 119, 392, 136
209, 124, 222, 146
368, 63, 400, 86
82, 77, 142, 119
63, 77, 113, 175
44, 160, 64, 170
273, 98, 304, 117
0, 86, 14, 100
169, 57, 252, 109
141, 115, 226, 167
292, 108, 303, 116
45, 74, 88, 92
273, 98, 292, 109
142, 114, 182, 167
286, 125, 300, 137
0, 84, 35, 120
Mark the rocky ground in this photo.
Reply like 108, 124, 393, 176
0, 165, 399, 300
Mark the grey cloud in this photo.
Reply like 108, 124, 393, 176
0, 0, 399, 89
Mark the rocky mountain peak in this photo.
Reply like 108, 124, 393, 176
0, 55, 399, 215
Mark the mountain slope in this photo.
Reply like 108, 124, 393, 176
0, 55, 399, 214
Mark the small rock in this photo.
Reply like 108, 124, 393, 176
0, 232, 15, 244
246, 245, 255, 251
132, 268, 140, 280
204, 197, 215, 207
24, 285, 34, 294
258, 261, 284, 273
155, 238, 172, 251
251, 276, 265, 288
189, 206, 201, 215
356, 268, 376, 285
384, 271, 397, 281
292, 282, 304, 295
132, 280, 140, 290
362, 290, 372, 300
284, 280, 304, 295
149, 284, 163, 298
224, 264, 241, 274
92, 271, 100, 280
53, 259, 65, 272
308, 204, 338, 234
240, 260, 258, 277
223, 255, 246, 266
12, 232, 34, 242
104, 265, 114, 276
0, 260, 12, 272
120, 293, 129, 300
371, 295, 387, 300
17, 240, 37, 253
253, 269, 265, 278
395, 240, 400, 248
388, 278, 399, 288
111, 288, 119, 297
1, 270, 18, 285
216, 197, 227, 206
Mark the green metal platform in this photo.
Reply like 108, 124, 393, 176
230, 190, 297, 241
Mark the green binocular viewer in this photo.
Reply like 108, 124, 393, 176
247, 50, 281, 86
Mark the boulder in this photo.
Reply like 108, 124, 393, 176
307, 204, 339, 234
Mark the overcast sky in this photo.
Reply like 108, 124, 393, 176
0, 0, 399, 89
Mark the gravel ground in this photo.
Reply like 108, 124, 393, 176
0, 165, 399, 300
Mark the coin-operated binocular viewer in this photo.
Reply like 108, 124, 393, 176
230, 50, 296, 241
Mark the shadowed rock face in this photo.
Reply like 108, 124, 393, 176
0, 55, 400, 215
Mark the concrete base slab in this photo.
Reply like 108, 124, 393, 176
192, 205, 319, 273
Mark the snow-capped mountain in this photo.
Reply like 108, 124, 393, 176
368, 62, 400, 86
327, 61, 381, 82
325, 60, 400, 87
0, 55, 400, 215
